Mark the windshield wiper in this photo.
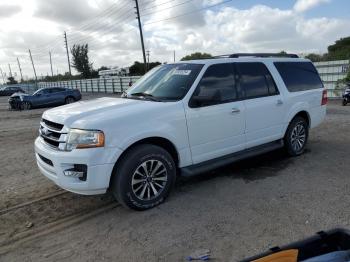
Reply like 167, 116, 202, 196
129, 92, 161, 102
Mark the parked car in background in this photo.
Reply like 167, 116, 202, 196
34, 53, 327, 210
9, 87, 81, 110
0, 86, 25, 96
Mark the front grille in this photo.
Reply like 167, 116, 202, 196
38, 154, 53, 166
42, 119, 64, 131
39, 119, 66, 150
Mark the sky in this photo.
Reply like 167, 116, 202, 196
0, 0, 349, 81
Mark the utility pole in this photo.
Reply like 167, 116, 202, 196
134, 0, 147, 73
0, 68, 5, 84
8, 64, 12, 78
64, 31, 72, 76
146, 50, 150, 71
173, 50, 176, 62
49, 51, 54, 77
28, 49, 38, 85
17, 58, 23, 82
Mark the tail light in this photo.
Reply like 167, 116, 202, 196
321, 89, 328, 105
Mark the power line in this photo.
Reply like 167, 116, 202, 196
144, 0, 232, 25
140, 0, 177, 12
142, 0, 194, 17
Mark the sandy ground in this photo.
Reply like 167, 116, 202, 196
0, 94, 349, 261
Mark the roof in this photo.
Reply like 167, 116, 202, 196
175, 56, 310, 65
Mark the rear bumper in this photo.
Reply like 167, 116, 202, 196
34, 137, 123, 195
310, 105, 326, 129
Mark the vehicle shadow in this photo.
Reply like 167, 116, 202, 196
176, 148, 311, 189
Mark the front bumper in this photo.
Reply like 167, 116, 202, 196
34, 137, 123, 195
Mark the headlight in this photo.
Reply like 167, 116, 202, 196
66, 129, 104, 151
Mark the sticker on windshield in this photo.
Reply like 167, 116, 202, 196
173, 70, 191, 76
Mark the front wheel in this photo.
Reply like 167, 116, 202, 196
65, 97, 75, 104
284, 116, 309, 156
21, 101, 32, 110
110, 144, 176, 210
342, 99, 347, 106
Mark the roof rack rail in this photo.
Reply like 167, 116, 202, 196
227, 53, 299, 58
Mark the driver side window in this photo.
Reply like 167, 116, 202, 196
190, 63, 237, 108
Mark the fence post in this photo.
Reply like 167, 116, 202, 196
85, 80, 88, 93
91, 79, 93, 93
104, 78, 107, 93
97, 79, 100, 92
120, 78, 123, 93
112, 78, 115, 93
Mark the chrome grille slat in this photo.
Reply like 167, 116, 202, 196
39, 119, 66, 150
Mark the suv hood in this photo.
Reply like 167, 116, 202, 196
42, 97, 149, 127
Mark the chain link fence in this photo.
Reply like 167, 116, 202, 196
2, 77, 346, 98
38, 76, 141, 93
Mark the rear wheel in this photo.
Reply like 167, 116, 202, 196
284, 116, 309, 156
342, 99, 347, 106
65, 97, 75, 104
111, 144, 176, 210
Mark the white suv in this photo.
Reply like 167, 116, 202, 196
35, 53, 327, 210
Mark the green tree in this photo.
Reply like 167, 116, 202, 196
71, 44, 93, 78
6, 76, 18, 85
305, 36, 350, 62
327, 36, 350, 60
305, 53, 324, 62
181, 52, 212, 61
129, 61, 161, 75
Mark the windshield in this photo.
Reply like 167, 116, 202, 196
127, 63, 203, 101
33, 89, 44, 95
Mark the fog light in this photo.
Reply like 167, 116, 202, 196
63, 164, 87, 181
63, 170, 84, 178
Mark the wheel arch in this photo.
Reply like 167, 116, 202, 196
108, 136, 180, 188
283, 110, 311, 138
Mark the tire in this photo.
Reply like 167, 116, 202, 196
21, 101, 32, 110
342, 99, 347, 106
111, 144, 176, 210
65, 97, 75, 104
284, 116, 309, 156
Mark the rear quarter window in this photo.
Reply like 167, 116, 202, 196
274, 62, 323, 92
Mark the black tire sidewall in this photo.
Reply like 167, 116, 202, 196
285, 117, 309, 156
65, 97, 74, 104
343, 99, 347, 106
112, 144, 176, 210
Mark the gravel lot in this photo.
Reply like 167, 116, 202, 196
0, 94, 349, 261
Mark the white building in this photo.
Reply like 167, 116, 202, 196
314, 60, 350, 97
99, 67, 130, 78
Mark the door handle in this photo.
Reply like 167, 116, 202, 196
231, 108, 240, 114
276, 99, 283, 105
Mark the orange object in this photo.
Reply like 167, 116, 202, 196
252, 249, 298, 262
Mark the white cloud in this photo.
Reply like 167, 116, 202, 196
293, 0, 330, 13
0, 0, 348, 81
0, 4, 21, 18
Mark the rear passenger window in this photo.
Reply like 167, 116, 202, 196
274, 62, 323, 92
237, 63, 279, 99
190, 63, 237, 107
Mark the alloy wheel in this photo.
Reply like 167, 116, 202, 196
131, 159, 168, 201
290, 123, 306, 152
